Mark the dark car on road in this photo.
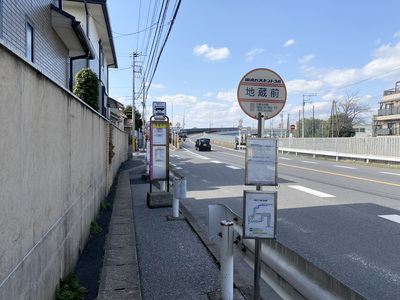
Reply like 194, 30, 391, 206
195, 138, 211, 151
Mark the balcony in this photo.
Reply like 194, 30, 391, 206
383, 88, 400, 96
376, 128, 392, 135
378, 107, 400, 116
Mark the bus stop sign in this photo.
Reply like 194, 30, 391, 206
237, 68, 287, 120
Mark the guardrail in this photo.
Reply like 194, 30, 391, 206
209, 204, 367, 300
279, 147, 400, 165
169, 169, 187, 218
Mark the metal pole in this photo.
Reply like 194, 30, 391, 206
221, 220, 234, 300
302, 95, 305, 138
132, 52, 137, 151
254, 112, 265, 300
172, 178, 179, 218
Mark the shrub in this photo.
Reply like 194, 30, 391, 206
55, 273, 87, 300
89, 221, 102, 237
73, 68, 99, 111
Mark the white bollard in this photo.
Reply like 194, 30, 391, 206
220, 220, 234, 300
160, 181, 166, 191
172, 179, 179, 218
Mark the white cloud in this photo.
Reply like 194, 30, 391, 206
204, 92, 213, 97
217, 89, 236, 102
286, 79, 324, 94
151, 83, 164, 89
193, 44, 230, 61
295, 41, 400, 92
394, 32, 400, 38
299, 54, 316, 64
245, 48, 264, 61
284, 39, 295, 47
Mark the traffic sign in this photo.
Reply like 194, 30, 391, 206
237, 68, 287, 120
290, 124, 295, 130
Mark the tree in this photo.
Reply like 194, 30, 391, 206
123, 105, 143, 131
327, 113, 355, 137
73, 68, 99, 111
328, 90, 370, 137
338, 90, 370, 125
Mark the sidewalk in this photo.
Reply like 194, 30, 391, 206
97, 152, 246, 299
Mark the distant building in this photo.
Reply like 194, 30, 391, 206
108, 97, 126, 130
373, 81, 400, 136
353, 124, 372, 138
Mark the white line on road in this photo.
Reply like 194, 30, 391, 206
333, 165, 357, 169
289, 185, 335, 198
212, 161, 222, 164
279, 157, 292, 160
227, 165, 241, 170
301, 161, 318, 164
381, 172, 400, 176
378, 215, 400, 224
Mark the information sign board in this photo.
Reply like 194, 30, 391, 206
150, 121, 168, 180
237, 68, 286, 120
152, 101, 166, 116
245, 138, 278, 186
243, 191, 277, 239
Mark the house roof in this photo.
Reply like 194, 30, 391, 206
50, 4, 95, 59
108, 97, 124, 109
63, 0, 118, 68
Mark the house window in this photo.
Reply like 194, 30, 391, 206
26, 19, 34, 62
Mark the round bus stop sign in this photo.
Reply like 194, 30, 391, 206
237, 68, 287, 120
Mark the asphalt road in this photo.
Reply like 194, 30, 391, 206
173, 134, 400, 300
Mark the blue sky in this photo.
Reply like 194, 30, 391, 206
108, 1, 400, 129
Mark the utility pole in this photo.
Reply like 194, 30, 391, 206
286, 113, 290, 137
302, 93, 317, 138
132, 52, 142, 151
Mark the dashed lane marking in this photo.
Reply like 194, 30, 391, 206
333, 165, 357, 169
381, 172, 400, 176
227, 165, 241, 170
378, 215, 400, 224
289, 185, 335, 198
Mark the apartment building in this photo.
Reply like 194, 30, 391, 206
0, 0, 117, 117
373, 81, 400, 136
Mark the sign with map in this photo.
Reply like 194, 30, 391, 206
243, 191, 277, 239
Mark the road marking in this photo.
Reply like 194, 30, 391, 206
227, 165, 241, 170
378, 214, 400, 224
381, 172, 400, 176
302, 160, 317, 164
289, 185, 335, 198
333, 165, 357, 169
175, 167, 183, 170
212, 161, 222, 164
279, 157, 292, 160
345, 253, 400, 283
279, 163, 400, 187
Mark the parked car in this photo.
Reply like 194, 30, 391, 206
195, 138, 211, 151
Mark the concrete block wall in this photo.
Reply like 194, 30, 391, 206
0, 44, 128, 299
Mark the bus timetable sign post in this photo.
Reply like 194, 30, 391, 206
237, 68, 286, 300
